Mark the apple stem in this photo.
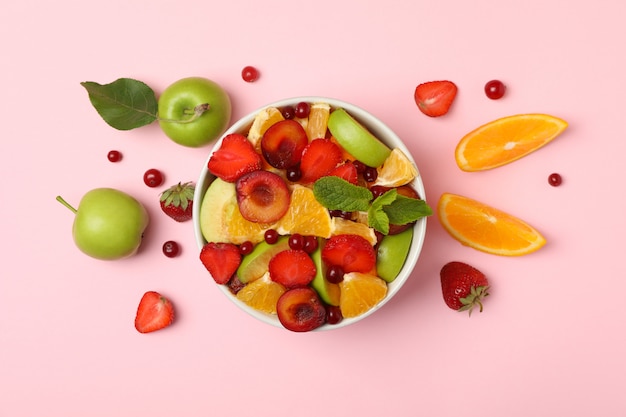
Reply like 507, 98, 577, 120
56, 196, 77, 214
159, 103, 210, 124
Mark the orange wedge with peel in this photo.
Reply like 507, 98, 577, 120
455, 114, 568, 171
437, 193, 546, 256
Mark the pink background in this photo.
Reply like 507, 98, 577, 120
2, 0, 625, 416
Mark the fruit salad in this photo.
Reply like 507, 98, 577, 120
196, 100, 432, 332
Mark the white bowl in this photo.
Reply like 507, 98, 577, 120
193, 97, 427, 331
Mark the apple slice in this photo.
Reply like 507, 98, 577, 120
199, 178, 237, 243
310, 238, 340, 306
327, 108, 391, 168
236, 237, 290, 283
376, 227, 413, 283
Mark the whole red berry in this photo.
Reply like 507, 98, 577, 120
484, 80, 506, 99
548, 173, 562, 186
107, 150, 122, 162
162, 241, 180, 258
241, 66, 259, 82
144, 169, 164, 188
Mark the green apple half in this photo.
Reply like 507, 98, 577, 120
57, 188, 149, 260
327, 108, 391, 168
158, 77, 232, 148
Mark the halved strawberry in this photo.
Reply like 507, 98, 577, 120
414, 80, 458, 117
134, 291, 175, 333
208, 133, 262, 182
299, 138, 343, 184
328, 161, 358, 184
268, 249, 316, 288
199, 242, 242, 284
321, 234, 376, 273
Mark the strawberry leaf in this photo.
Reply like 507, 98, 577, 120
81, 78, 157, 130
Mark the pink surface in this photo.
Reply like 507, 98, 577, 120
2, 1, 625, 416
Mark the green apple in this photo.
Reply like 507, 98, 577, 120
310, 238, 340, 306
236, 237, 290, 283
56, 188, 149, 260
376, 227, 413, 282
327, 108, 391, 167
199, 178, 236, 243
158, 77, 232, 147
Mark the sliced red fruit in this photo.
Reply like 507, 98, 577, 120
321, 234, 376, 273
208, 133, 262, 182
134, 291, 175, 333
199, 242, 242, 284
414, 80, 457, 117
261, 119, 308, 169
268, 249, 317, 288
236, 170, 290, 223
276, 287, 327, 332
299, 138, 343, 184
328, 161, 358, 185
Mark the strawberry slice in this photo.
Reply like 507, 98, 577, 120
414, 80, 457, 117
208, 133, 262, 182
199, 242, 242, 284
299, 138, 343, 184
268, 249, 317, 288
328, 161, 358, 184
321, 234, 376, 273
134, 291, 175, 333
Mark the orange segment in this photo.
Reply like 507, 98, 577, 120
276, 185, 333, 238
247, 107, 285, 147
305, 102, 331, 141
236, 272, 286, 314
372, 148, 418, 187
339, 272, 388, 318
455, 114, 568, 171
437, 193, 546, 256
331, 217, 378, 245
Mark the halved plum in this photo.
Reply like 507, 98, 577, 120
261, 119, 308, 169
276, 287, 326, 332
236, 170, 290, 223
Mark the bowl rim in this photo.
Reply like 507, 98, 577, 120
192, 96, 428, 331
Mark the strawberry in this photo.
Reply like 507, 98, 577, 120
134, 291, 175, 333
159, 181, 194, 222
268, 249, 317, 288
208, 133, 262, 182
328, 161, 358, 185
199, 242, 242, 284
321, 234, 376, 273
299, 138, 343, 184
440, 261, 490, 315
414, 80, 458, 117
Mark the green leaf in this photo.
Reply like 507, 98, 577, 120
384, 195, 433, 225
313, 176, 372, 212
367, 190, 397, 234
81, 78, 158, 130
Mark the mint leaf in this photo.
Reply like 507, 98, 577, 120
313, 176, 372, 212
384, 194, 433, 224
367, 189, 397, 234
81, 78, 157, 130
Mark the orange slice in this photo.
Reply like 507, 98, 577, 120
339, 272, 388, 318
437, 193, 546, 256
331, 217, 378, 246
372, 148, 418, 187
305, 102, 331, 141
276, 185, 333, 238
225, 200, 274, 245
247, 107, 285, 147
455, 114, 568, 171
236, 272, 286, 314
